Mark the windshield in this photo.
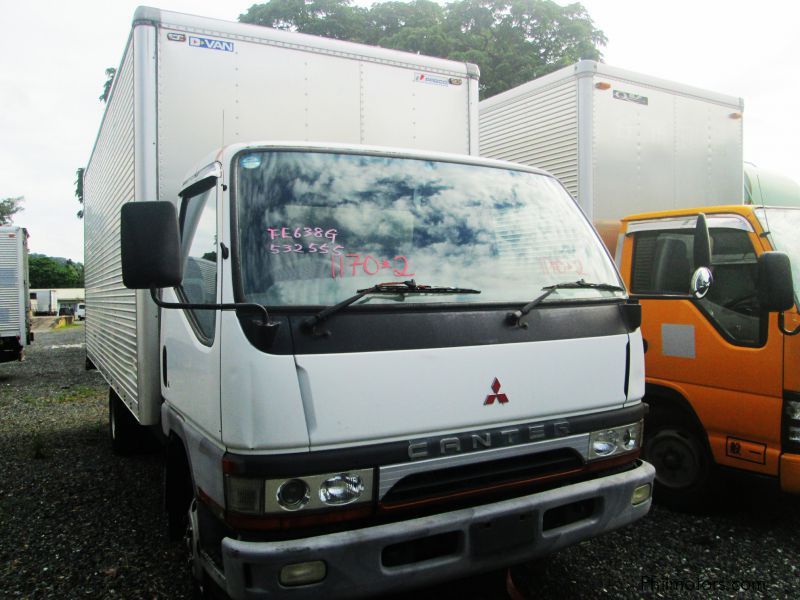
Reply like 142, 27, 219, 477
234, 151, 623, 307
757, 207, 800, 301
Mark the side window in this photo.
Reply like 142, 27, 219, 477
699, 229, 760, 345
179, 187, 217, 342
631, 227, 762, 346
631, 231, 694, 295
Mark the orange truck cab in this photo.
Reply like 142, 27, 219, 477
617, 205, 800, 508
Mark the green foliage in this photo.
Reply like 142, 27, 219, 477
0, 196, 24, 226
241, 0, 370, 41
239, 0, 606, 98
75, 168, 85, 220
99, 67, 116, 103
29, 255, 85, 288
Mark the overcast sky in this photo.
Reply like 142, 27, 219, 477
1, 0, 798, 261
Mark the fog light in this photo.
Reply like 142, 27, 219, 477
788, 426, 800, 444
631, 483, 652, 506
279, 561, 326, 586
277, 479, 310, 511
591, 430, 619, 456
319, 473, 365, 506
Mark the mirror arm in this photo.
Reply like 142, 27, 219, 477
148, 288, 277, 328
778, 312, 800, 336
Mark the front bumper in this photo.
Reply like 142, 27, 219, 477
780, 453, 800, 494
215, 460, 655, 599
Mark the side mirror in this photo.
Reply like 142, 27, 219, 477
693, 213, 712, 269
691, 267, 713, 299
120, 201, 183, 289
758, 252, 794, 312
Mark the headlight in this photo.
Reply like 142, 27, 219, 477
788, 425, 800, 444
261, 468, 374, 515
319, 473, 365, 506
785, 400, 800, 421
227, 469, 374, 516
277, 479, 311, 511
588, 422, 642, 460
782, 398, 800, 452
591, 430, 619, 456
621, 424, 640, 451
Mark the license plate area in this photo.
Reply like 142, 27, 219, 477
469, 511, 536, 558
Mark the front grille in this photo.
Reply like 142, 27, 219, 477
380, 448, 583, 507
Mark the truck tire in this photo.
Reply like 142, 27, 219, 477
643, 405, 716, 511
165, 438, 193, 541
109, 388, 144, 455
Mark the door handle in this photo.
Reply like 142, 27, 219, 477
162, 345, 169, 388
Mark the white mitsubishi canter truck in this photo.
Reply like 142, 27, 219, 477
84, 7, 654, 598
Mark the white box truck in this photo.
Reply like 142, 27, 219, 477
479, 60, 744, 253
84, 8, 654, 598
0, 227, 31, 362
31, 289, 57, 316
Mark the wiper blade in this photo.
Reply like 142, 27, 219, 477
302, 279, 480, 334
357, 281, 480, 295
506, 279, 624, 327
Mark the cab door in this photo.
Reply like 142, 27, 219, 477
160, 180, 222, 441
627, 214, 783, 476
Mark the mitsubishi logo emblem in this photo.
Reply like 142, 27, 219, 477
484, 378, 509, 405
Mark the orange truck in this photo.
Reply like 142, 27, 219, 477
617, 205, 800, 508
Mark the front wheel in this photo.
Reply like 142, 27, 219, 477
643, 410, 716, 511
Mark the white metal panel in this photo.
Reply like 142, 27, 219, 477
84, 35, 140, 416
479, 60, 744, 223
157, 27, 238, 206
293, 334, 629, 450
675, 96, 743, 204
156, 20, 475, 207
592, 81, 676, 220
0, 228, 25, 340
626, 329, 645, 403
160, 285, 224, 442
479, 80, 579, 198
362, 64, 471, 153
219, 312, 311, 452
136, 6, 474, 79
132, 24, 163, 425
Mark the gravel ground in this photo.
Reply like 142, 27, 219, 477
1, 326, 799, 599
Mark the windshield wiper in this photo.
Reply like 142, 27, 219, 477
302, 279, 480, 335
506, 279, 625, 328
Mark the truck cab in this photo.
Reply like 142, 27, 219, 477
618, 205, 800, 507
120, 142, 655, 598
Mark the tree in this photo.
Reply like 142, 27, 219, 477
75, 168, 85, 219
99, 67, 116, 103
0, 196, 24, 226
240, 0, 369, 41
239, 0, 606, 98
81, 65, 115, 221
29, 255, 85, 288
